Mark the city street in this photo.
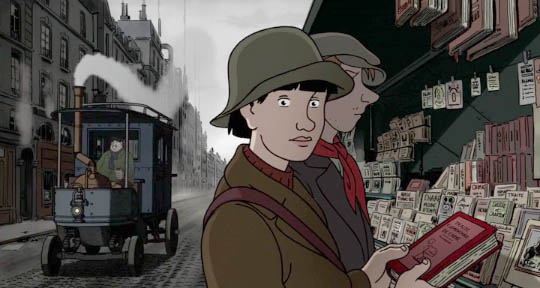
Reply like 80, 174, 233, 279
0, 193, 213, 288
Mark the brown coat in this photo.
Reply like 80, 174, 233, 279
202, 145, 371, 287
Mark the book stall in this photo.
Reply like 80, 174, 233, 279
305, 0, 540, 287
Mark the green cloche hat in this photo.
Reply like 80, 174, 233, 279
210, 26, 354, 128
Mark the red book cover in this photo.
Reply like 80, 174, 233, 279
485, 123, 493, 156
518, 0, 538, 31
519, 117, 528, 153
514, 119, 520, 154
386, 212, 501, 288
527, 116, 533, 153
492, 124, 499, 155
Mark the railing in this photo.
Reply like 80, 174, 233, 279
82, 102, 173, 125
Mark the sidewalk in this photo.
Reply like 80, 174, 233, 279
0, 220, 56, 246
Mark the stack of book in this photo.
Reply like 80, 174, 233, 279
395, 0, 420, 27
368, 179, 540, 285
484, 116, 538, 191
465, 0, 518, 61
361, 161, 401, 195
433, 116, 538, 197
430, 0, 470, 49
398, 0, 539, 61
409, 0, 448, 26
375, 111, 431, 162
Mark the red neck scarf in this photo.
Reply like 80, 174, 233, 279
313, 136, 369, 222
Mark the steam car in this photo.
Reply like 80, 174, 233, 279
41, 86, 178, 276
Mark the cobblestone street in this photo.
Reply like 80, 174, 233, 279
0, 194, 213, 288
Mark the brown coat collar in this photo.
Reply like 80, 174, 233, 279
218, 145, 339, 255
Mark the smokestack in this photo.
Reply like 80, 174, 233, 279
73, 86, 85, 154
139, 0, 147, 20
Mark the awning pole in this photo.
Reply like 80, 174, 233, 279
125, 113, 129, 188
57, 112, 62, 187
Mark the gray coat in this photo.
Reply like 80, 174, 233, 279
290, 154, 375, 271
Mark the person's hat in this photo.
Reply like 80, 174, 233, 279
311, 32, 386, 87
210, 26, 354, 128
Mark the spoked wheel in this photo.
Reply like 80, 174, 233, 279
165, 208, 179, 256
84, 245, 101, 255
127, 235, 144, 276
41, 235, 62, 276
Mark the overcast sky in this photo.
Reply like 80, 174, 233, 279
110, 0, 313, 161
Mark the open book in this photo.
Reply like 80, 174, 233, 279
386, 212, 502, 287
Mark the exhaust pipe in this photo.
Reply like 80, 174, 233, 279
73, 86, 84, 154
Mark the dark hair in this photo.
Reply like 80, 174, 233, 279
228, 80, 338, 138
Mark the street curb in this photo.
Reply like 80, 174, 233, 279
0, 193, 212, 246
0, 229, 56, 246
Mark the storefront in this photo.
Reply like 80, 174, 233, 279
305, 1, 540, 287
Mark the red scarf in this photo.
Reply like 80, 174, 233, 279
313, 136, 369, 222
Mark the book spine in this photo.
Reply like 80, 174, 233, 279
520, 117, 527, 153
509, 120, 515, 154
485, 123, 493, 156
514, 119, 520, 154
502, 123, 509, 155
497, 125, 503, 156
511, 154, 517, 184
527, 116, 533, 153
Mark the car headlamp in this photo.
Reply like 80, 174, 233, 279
72, 206, 82, 216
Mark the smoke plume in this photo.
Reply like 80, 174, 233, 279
73, 53, 186, 118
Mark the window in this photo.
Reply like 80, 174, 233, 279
10, 2, 21, 41
61, 128, 71, 145
37, 123, 54, 142
58, 82, 68, 108
9, 110, 16, 131
60, 0, 68, 22
105, 34, 109, 56
60, 37, 69, 69
88, 130, 139, 161
40, 22, 51, 58
11, 51, 21, 96
80, 12, 86, 37
40, 72, 51, 107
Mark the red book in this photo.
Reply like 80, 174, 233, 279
387, 212, 502, 288
527, 116, 533, 153
484, 123, 494, 156
502, 123, 509, 154
509, 120, 516, 154
497, 156, 504, 184
484, 158, 490, 190
519, 153, 527, 190
491, 124, 499, 155
519, 117, 527, 153
496, 125, 504, 156
514, 119, 520, 154
510, 154, 517, 184
477, 160, 485, 183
